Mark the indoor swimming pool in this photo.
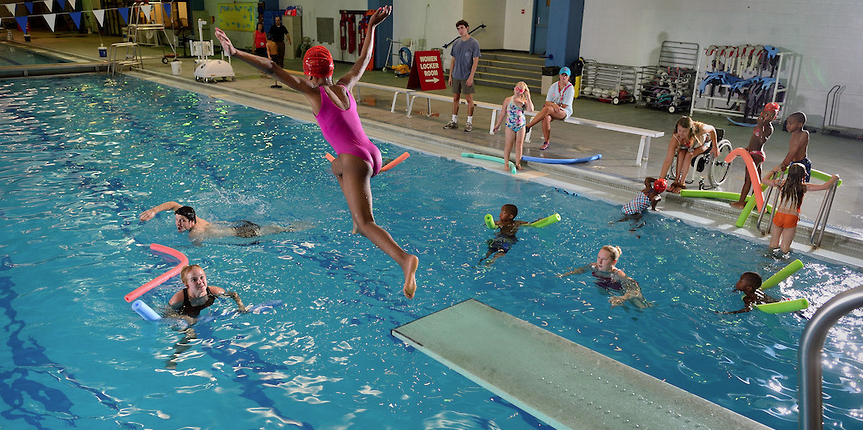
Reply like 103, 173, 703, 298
0, 42, 70, 66
1, 74, 862, 429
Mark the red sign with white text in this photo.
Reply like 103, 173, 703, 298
407, 50, 446, 91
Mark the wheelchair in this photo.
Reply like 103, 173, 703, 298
665, 128, 734, 190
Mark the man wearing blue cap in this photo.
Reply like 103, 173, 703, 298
525, 66, 575, 150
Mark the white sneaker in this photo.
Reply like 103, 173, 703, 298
443, 121, 458, 129
464, 123, 473, 132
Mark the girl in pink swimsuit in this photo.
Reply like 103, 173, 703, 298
214, 7, 419, 299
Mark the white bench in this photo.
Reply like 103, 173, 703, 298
353, 82, 416, 114
524, 112, 665, 166
407, 92, 502, 135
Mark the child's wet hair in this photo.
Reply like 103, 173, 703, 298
601, 245, 622, 261
502, 204, 518, 217
175, 206, 196, 222
180, 264, 203, 283
740, 271, 762, 289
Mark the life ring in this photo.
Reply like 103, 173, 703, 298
399, 47, 412, 66
124, 243, 189, 302
339, 12, 348, 51
483, 213, 560, 229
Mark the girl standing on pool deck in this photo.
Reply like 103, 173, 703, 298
493, 82, 534, 171
214, 7, 419, 299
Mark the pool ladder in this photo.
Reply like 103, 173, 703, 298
107, 42, 143, 75
798, 285, 863, 429
755, 171, 839, 247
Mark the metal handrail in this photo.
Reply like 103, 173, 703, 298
756, 171, 783, 234
798, 285, 863, 429
809, 180, 838, 247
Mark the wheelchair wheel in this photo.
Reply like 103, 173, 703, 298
665, 155, 678, 182
708, 139, 734, 188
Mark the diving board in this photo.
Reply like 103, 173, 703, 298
392, 299, 770, 430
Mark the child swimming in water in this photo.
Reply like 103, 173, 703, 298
719, 272, 777, 314
167, 264, 247, 326
479, 204, 530, 266
558, 245, 649, 308
215, 7, 419, 299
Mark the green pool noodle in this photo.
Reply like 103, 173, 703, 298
760, 259, 804, 290
756, 298, 809, 314
528, 213, 561, 228
811, 169, 842, 187
485, 214, 496, 229
461, 153, 517, 174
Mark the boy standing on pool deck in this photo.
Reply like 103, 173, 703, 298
480, 204, 528, 266
731, 103, 779, 209
443, 20, 480, 132
720, 272, 778, 314
214, 7, 420, 299
769, 111, 811, 182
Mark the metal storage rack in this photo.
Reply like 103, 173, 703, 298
690, 45, 796, 122
579, 60, 638, 105
637, 41, 699, 114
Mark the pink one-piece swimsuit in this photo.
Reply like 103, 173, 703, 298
315, 85, 382, 176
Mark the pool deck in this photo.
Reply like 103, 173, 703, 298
6, 31, 862, 266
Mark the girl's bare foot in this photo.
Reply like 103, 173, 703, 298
402, 255, 419, 299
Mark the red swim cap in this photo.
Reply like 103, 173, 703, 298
303, 46, 334, 78
653, 178, 667, 193
763, 102, 780, 113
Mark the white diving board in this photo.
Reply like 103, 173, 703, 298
392, 299, 771, 430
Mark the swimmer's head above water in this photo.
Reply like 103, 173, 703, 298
174, 206, 197, 232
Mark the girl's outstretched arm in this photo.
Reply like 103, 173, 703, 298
214, 28, 317, 99
337, 6, 391, 91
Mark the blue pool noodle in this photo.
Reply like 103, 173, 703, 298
132, 300, 162, 321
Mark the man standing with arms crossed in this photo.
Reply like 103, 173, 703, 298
443, 20, 480, 132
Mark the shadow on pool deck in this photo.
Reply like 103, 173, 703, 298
9, 31, 862, 264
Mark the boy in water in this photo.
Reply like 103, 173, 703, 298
479, 204, 529, 266
770, 111, 811, 182
731, 103, 779, 208
720, 272, 778, 314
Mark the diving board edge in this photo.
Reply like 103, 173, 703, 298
392, 298, 770, 430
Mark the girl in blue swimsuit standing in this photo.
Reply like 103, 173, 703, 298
493, 82, 534, 171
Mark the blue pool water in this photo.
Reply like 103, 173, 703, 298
0, 42, 70, 66
1, 74, 862, 429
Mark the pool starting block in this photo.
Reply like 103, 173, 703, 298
392, 299, 770, 430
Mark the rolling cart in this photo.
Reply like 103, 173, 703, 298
637, 41, 699, 114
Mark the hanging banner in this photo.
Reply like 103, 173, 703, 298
163, 4, 171, 20
4, 4, 15, 15
16, 16, 28, 33
25, 2, 34, 14
117, 7, 129, 25
406, 50, 446, 91
42, 0, 52, 12
70, 0, 76, 10
44, 13, 56, 31
140, 5, 151, 21
69, 11, 81, 28
58, 0, 65, 11
93, 9, 105, 27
